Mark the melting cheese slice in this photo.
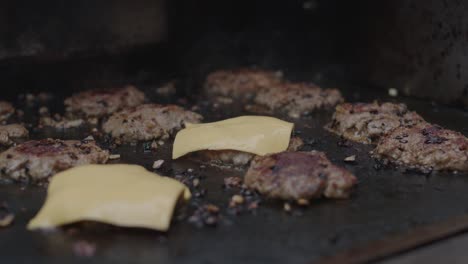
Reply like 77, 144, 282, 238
173, 116, 294, 159
27, 164, 190, 231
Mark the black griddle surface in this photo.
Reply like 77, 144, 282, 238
0, 84, 467, 264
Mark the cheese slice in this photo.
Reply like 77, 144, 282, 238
27, 164, 190, 231
173, 116, 294, 159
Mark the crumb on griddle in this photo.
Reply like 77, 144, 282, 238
223, 176, 243, 189
188, 204, 221, 228
0, 202, 14, 227
344, 155, 356, 163
152, 160, 164, 169
108, 154, 120, 160
296, 198, 310, 206
72, 240, 96, 258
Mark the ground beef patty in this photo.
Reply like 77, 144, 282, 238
253, 82, 344, 118
373, 123, 468, 172
102, 104, 203, 143
0, 139, 109, 182
0, 101, 14, 122
193, 137, 304, 166
204, 68, 283, 99
245, 151, 357, 200
64, 85, 146, 117
0, 124, 29, 146
326, 102, 425, 144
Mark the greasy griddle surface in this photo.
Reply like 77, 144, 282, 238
0, 87, 467, 264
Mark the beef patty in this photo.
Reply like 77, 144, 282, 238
253, 82, 344, 118
102, 104, 203, 143
326, 102, 424, 144
204, 68, 283, 100
0, 101, 14, 123
194, 137, 304, 166
245, 151, 357, 200
0, 124, 29, 146
0, 139, 109, 182
373, 123, 468, 172
64, 85, 146, 117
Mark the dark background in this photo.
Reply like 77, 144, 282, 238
0, 0, 467, 106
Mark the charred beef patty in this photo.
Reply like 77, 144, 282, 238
0, 139, 109, 182
253, 82, 344, 118
102, 104, 203, 143
373, 123, 468, 172
194, 137, 304, 166
326, 102, 424, 144
0, 101, 14, 122
0, 124, 29, 146
204, 68, 283, 99
245, 151, 357, 200
64, 85, 146, 117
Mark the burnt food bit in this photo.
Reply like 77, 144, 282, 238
0, 101, 14, 123
188, 204, 221, 228
0, 124, 29, 146
204, 68, 283, 100
253, 82, 344, 118
193, 136, 304, 166
326, 101, 425, 144
223, 176, 243, 189
244, 151, 357, 200
64, 85, 146, 118
373, 123, 468, 172
0, 139, 109, 183
102, 104, 203, 143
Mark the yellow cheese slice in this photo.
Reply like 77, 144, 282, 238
27, 164, 191, 231
173, 116, 294, 159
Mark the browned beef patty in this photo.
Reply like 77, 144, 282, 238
102, 104, 203, 143
326, 102, 425, 144
245, 151, 357, 200
0, 124, 29, 146
373, 123, 468, 172
64, 85, 146, 117
194, 137, 304, 166
204, 68, 283, 99
253, 82, 344, 118
0, 139, 109, 182
0, 101, 14, 122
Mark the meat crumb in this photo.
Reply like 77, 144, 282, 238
247, 200, 259, 210
205, 204, 220, 213
39, 106, 49, 115
72, 240, 96, 257
109, 154, 121, 160
83, 135, 95, 141
152, 159, 164, 169
192, 178, 200, 187
188, 204, 221, 227
223, 176, 243, 188
296, 198, 310, 206
151, 140, 158, 150
0, 213, 14, 227
283, 202, 292, 212
230, 195, 244, 206
344, 155, 356, 162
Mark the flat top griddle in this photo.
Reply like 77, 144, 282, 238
0, 79, 467, 264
